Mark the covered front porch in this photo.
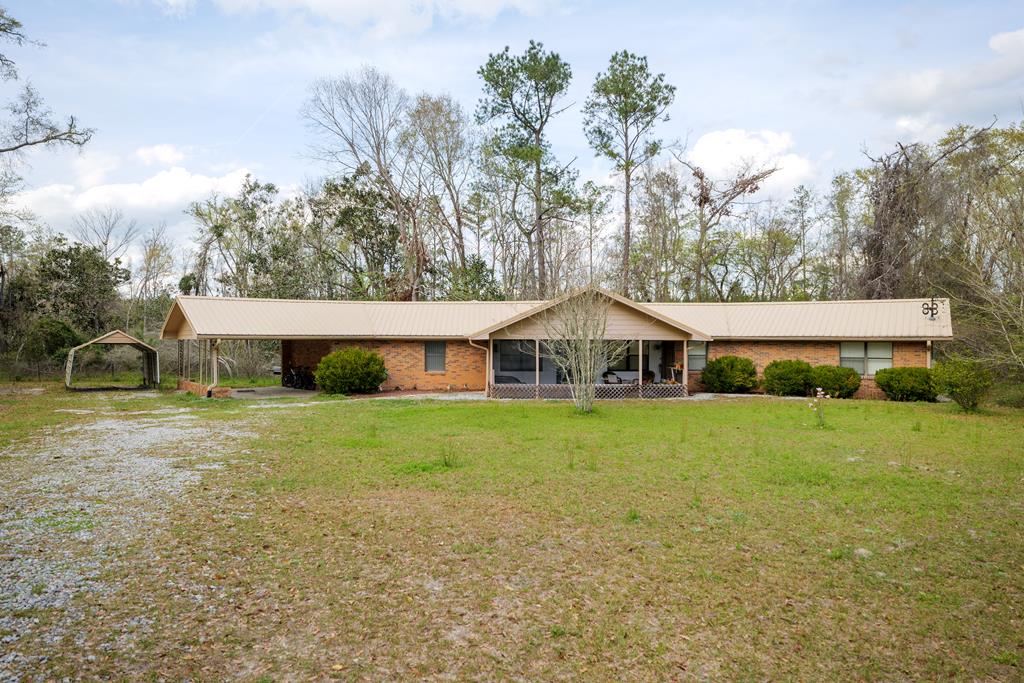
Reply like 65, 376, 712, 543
472, 291, 711, 400
486, 339, 693, 399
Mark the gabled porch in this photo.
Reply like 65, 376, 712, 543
469, 290, 711, 400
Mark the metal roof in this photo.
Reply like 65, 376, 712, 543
647, 298, 953, 340
161, 295, 953, 341
71, 329, 157, 353
161, 296, 542, 340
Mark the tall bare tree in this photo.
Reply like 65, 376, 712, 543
303, 67, 427, 299
72, 206, 140, 262
404, 93, 476, 273
675, 154, 776, 301
126, 223, 174, 335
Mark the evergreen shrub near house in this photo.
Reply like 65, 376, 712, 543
763, 359, 814, 396
810, 365, 861, 399
314, 348, 387, 395
701, 355, 758, 393
873, 367, 936, 402
932, 357, 993, 412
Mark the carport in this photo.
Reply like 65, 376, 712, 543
64, 330, 160, 390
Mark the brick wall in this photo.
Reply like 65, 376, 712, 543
282, 337, 930, 398
676, 340, 929, 399
282, 339, 487, 392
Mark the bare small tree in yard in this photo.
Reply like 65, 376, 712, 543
540, 289, 629, 413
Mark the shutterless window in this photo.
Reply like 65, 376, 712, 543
839, 341, 892, 375
688, 341, 708, 372
496, 340, 540, 371
424, 341, 446, 372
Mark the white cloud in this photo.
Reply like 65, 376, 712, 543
865, 27, 1024, 116
686, 129, 815, 196
15, 166, 250, 231
71, 151, 121, 187
209, 0, 550, 36
137, 144, 186, 165
893, 115, 947, 143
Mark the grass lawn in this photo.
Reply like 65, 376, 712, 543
3, 386, 1023, 680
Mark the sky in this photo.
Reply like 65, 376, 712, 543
5, 0, 1024, 247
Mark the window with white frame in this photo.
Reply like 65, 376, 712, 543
424, 341, 446, 372
839, 341, 892, 375
688, 341, 708, 371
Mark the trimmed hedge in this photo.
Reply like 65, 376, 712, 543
873, 367, 936, 402
932, 357, 993, 412
314, 347, 387, 395
810, 365, 861, 399
701, 355, 758, 393
763, 359, 814, 396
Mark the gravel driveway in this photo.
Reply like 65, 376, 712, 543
0, 405, 255, 681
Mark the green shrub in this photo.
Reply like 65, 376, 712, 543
873, 367, 936, 402
314, 347, 387, 395
701, 355, 758, 393
811, 365, 861, 399
763, 359, 814, 396
24, 317, 83, 363
932, 357, 993, 412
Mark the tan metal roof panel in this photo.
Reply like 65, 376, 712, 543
646, 298, 952, 339
161, 295, 953, 341
163, 296, 541, 340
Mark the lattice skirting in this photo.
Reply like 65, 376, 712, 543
489, 383, 688, 400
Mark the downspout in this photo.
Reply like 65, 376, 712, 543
468, 338, 488, 396
206, 339, 220, 398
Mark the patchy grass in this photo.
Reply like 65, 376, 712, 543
4, 388, 1024, 680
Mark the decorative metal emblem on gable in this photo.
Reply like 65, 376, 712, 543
921, 297, 939, 321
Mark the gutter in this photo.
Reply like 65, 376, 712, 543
467, 338, 489, 397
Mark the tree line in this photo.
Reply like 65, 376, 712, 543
0, 22, 1021, 383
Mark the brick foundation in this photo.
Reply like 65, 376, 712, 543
282, 339, 486, 392
679, 340, 929, 399
177, 378, 232, 398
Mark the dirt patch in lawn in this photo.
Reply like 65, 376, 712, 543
0, 412, 256, 679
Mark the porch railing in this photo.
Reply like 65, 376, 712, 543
489, 383, 688, 400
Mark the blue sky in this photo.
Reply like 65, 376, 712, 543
7, 0, 1024, 244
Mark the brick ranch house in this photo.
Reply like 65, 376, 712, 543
160, 290, 953, 399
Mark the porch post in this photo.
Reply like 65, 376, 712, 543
211, 339, 220, 388
638, 337, 644, 399
683, 339, 689, 396
534, 338, 540, 399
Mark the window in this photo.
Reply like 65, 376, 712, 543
840, 341, 892, 376
608, 341, 640, 371
424, 341, 446, 372
496, 340, 540, 372
687, 341, 708, 372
